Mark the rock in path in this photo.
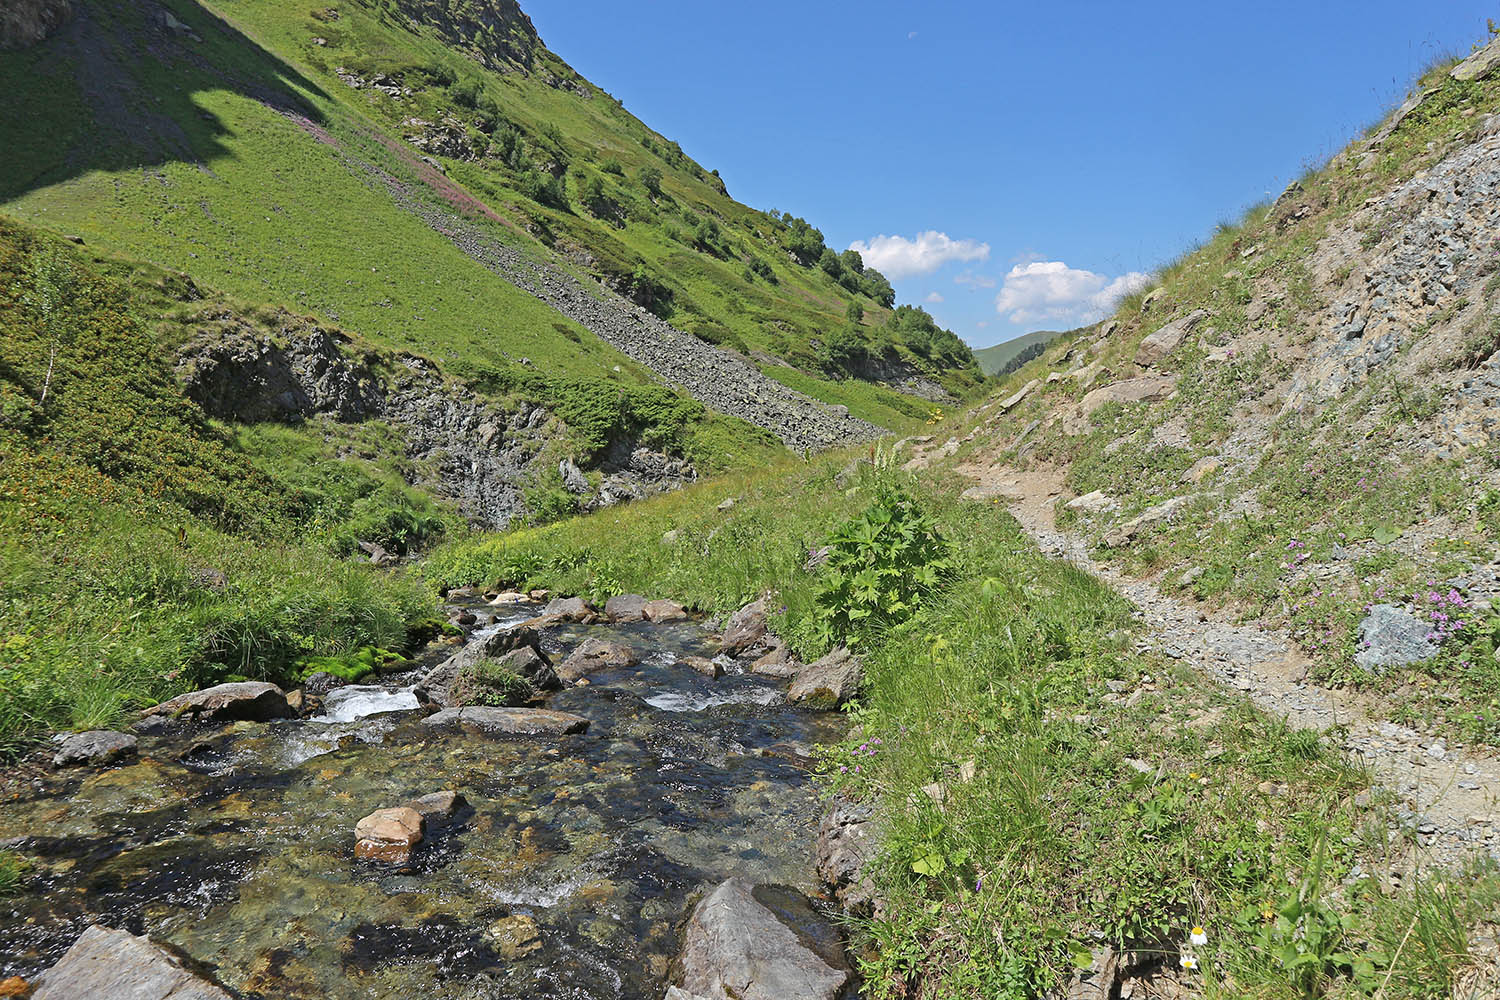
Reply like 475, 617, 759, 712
421, 706, 590, 736
53, 730, 137, 768
32, 925, 232, 1000
788, 647, 863, 709
675, 878, 851, 1000
139, 681, 292, 724
1355, 604, 1440, 674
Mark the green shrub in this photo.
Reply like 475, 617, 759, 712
450, 656, 533, 707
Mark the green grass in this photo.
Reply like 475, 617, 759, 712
427, 448, 1500, 999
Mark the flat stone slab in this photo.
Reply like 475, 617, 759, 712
1356, 604, 1440, 673
141, 681, 291, 723
421, 706, 589, 736
33, 925, 232, 1000
53, 730, 137, 768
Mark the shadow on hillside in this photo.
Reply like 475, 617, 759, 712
0, 0, 329, 202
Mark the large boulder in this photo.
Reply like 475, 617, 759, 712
140, 681, 292, 724
721, 598, 769, 657
676, 878, 851, 1000
816, 798, 880, 916
787, 647, 863, 709
53, 730, 137, 768
543, 596, 598, 622
32, 925, 232, 1000
643, 598, 688, 622
354, 806, 424, 863
1355, 604, 1440, 674
417, 625, 552, 707
556, 638, 638, 682
1134, 309, 1208, 367
604, 594, 649, 622
448, 647, 559, 707
420, 706, 590, 736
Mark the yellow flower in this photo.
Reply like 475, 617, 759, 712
1180, 955, 1198, 971
1190, 926, 1208, 946
1189, 772, 1201, 780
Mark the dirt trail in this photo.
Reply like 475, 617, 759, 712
936, 453, 1500, 867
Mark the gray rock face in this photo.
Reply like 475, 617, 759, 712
559, 457, 590, 494
543, 596, 597, 622
0, 0, 72, 50
787, 647, 863, 709
676, 878, 852, 1000
1452, 37, 1500, 82
721, 599, 769, 657
1356, 604, 1440, 673
1134, 309, 1209, 367
556, 638, 639, 682
52, 730, 137, 768
141, 681, 292, 723
815, 798, 879, 915
420, 706, 590, 736
32, 925, 232, 1000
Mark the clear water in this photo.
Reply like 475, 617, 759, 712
0, 603, 844, 998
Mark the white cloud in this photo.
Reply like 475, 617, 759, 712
924, 291, 944, 304
847, 231, 990, 279
993, 260, 1150, 326
954, 271, 997, 289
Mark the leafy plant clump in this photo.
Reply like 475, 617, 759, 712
450, 657, 534, 707
294, 646, 407, 685
813, 480, 953, 650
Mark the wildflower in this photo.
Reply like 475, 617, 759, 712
1180, 955, 1198, 971
975, 876, 984, 892
1190, 926, 1208, 946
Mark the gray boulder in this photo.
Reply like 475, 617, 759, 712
53, 730, 137, 768
556, 638, 639, 682
420, 706, 590, 736
33, 925, 232, 999
140, 681, 292, 723
604, 593, 649, 622
1134, 309, 1208, 367
1356, 604, 1440, 673
816, 798, 880, 915
721, 598, 769, 656
417, 625, 553, 707
559, 457, 590, 493
543, 596, 597, 622
788, 647, 863, 709
676, 878, 851, 1000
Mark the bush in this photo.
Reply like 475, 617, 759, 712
450, 656, 533, 707
638, 165, 663, 197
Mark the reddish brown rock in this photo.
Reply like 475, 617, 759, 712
354, 806, 424, 862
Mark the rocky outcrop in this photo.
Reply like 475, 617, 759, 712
674, 878, 852, 1000
175, 320, 694, 528
0, 0, 71, 50
420, 705, 590, 735
140, 681, 293, 724
1134, 309, 1208, 367
32, 925, 231, 1000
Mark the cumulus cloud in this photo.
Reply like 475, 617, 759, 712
847, 231, 990, 279
924, 291, 944, 304
993, 261, 1150, 326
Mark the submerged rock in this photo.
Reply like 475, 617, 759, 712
556, 638, 639, 682
402, 790, 467, 821
140, 681, 292, 724
32, 925, 232, 1000
354, 806, 425, 863
721, 598, 769, 656
676, 878, 851, 1000
52, 730, 137, 769
787, 647, 863, 709
420, 706, 590, 736
484, 914, 542, 960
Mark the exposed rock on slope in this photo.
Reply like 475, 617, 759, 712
0, 0, 71, 50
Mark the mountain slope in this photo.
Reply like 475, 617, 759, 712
972, 327, 1066, 375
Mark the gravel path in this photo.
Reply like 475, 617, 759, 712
948, 461, 1500, 868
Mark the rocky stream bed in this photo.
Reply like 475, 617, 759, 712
0, 597, 866, 999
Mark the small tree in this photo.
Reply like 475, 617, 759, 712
638, 165, 663, 197
846, 300, 864, 324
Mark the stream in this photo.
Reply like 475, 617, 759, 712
0, 599, 846, 998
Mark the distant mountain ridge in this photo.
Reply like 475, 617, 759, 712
973, 328, 1066, 375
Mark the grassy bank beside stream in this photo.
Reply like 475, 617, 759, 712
428, 450, 1500, 999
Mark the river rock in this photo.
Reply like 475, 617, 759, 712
643, 598, 688, 622
676, 878, 851, 1000
417, 626, 554, 707
484, 914, 542, 960
420, 706, 590, 736
31, 925, 233, 1000
543, 596, 598, 622
487, 590, 529, 605
1355, 604, 1439, 674
140, 681, 292, 723
678, 655, 722, 679
816, 798, 879, 915
751, 640, 799, 679
402, 790, 467, 821
557, 638, 638, 682
721, 598, 769, 656
302, 671, 345, 697
787, 647, 863, 709
354, 806, 425, 862
604, 593, 649, 622
52, 730, 137, 768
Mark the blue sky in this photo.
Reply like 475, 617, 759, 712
526, 2, 1497, 348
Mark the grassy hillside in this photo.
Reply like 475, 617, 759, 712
0, 0, 983, 432
973, 327, 1065, 375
